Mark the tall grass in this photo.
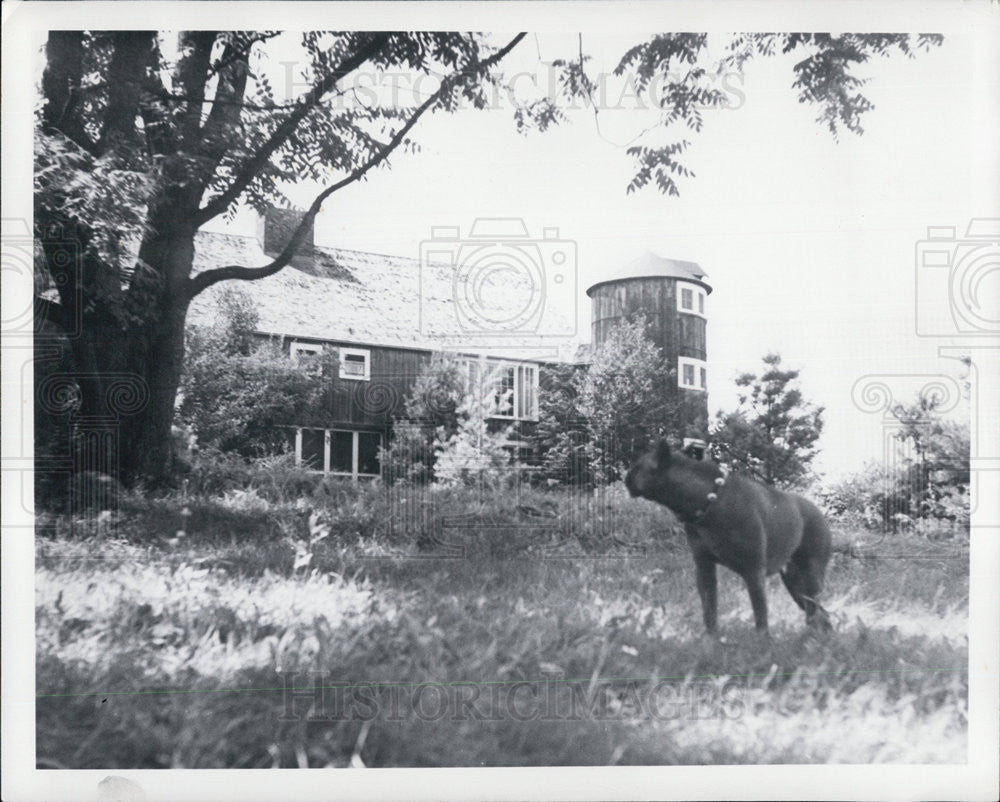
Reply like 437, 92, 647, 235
36, 476, 968, 768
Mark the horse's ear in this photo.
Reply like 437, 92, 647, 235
654, 439, 671, 466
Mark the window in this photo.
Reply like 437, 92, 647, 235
290, 341, 322, 365
461, 358, 539, 420
301, 428, 326, 471
294, 427, 382, 478
357, 432, 381, 476
339, 348, 371, 381
678, 357, 708, 392
676, 281, 707, 318
330, 431, 353, 473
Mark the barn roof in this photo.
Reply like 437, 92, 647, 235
187, 231, 580, 363
585, 251, 711, 296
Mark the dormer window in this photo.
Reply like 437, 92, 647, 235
677, 281, 707, 318
678, 356, 708, 392
339, 348, 371, 381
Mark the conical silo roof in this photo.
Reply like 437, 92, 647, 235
586, 251, 711, 296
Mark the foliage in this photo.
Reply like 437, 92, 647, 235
36, 478, 968, 768
529, 317, 677, 485
711, 352, 824, 489
178, 291, 332, 456
380, 353, 466, 484
432, 365, 514, 489
819, 395, 970, 536
578, 316, 680, 482
33, 30, 943, 484
528, 362, 590, 486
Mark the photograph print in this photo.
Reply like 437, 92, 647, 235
5, 2, 998, 793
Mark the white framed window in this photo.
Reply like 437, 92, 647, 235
461, 359, 539, 421
678, 356, 708, 392
677, 281, 707, 318
293, 427, 382, 478
290, 341, 323, 364
339, 347, 371, 381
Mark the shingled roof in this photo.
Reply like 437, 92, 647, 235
187, 231, 580, 363
585, 250, 711, 296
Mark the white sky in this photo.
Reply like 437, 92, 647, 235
206, 29, 999, 479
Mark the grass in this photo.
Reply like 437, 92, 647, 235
35, 478, 968, 768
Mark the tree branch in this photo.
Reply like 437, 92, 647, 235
187, 32, 527, 299
41, 31, 96, 153
96, 32, 157, 156
175, 32, 219, 148
193, 32, 392, 227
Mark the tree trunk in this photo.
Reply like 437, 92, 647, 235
122, 215, 197, 485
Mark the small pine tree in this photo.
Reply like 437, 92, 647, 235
711, 352, 824, 488
432, 363, 514, 489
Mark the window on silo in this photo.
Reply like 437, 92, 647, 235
678, 357, 708, 391
677, 282, 706, 317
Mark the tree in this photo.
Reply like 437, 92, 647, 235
432, 364, 515, 489
34, 31, 941, 483
530, 316, 678, 484
380, 353, 466, 485
887, 394, 970, 525
711, 352, 824, 488
178, 287, 332, 456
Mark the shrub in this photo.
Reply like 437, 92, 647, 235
379, 353, 465, 484
432, 378, 514, 489
530, 317, 678, 486
179, 333, 332, 457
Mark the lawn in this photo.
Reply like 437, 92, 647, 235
35, 479, 969, 768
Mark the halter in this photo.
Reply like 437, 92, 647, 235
680, 464, 729, 524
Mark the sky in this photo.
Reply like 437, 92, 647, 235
204, 29, 999, 479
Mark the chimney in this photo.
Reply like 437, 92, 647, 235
256, 205, 314, 268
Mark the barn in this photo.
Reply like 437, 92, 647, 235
187, 207, 712, 477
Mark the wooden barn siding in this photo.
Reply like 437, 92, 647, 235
263, 333, 551, 433
324, 343, 430, 427
589, 278, 707, 361
589, 277, 709, 439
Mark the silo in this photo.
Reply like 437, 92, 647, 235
585, 251, 712, 446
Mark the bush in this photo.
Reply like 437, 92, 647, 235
184, 448, 322, 503
530, 317, 678, 486
380, 353, 465, 484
